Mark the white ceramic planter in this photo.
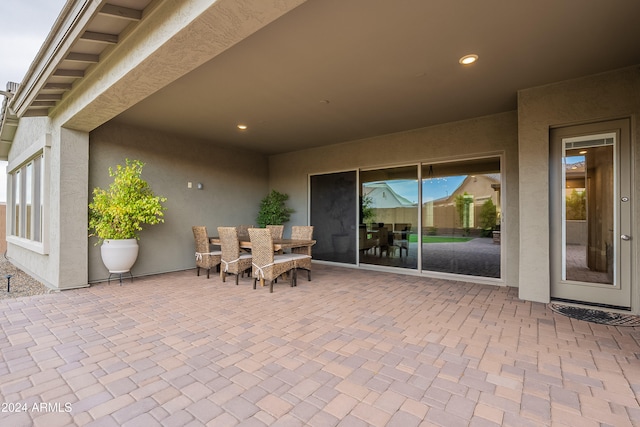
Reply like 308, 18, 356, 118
100, 239, 139, 273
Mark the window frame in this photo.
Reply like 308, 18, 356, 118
7, 134, 50, 254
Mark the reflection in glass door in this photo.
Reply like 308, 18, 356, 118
563, 141, 613, 284
420, 157, 501, 279
359, 166, 418, 270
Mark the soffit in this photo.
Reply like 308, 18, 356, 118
12, 0, 154, 117
112, 0, 640, 154
9, 0, 640, 156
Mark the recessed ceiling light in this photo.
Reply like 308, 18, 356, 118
459, 54, 478, 65
237, 124, 247, 130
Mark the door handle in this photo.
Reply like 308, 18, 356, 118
621, 234, 631, 241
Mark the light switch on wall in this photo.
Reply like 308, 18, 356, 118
187, 181, 192, 189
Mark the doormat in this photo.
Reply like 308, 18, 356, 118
549, 303, 640, 326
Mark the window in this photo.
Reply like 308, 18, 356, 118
8, 135, 49, 253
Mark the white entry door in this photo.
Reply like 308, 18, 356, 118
550, 119, 632, 309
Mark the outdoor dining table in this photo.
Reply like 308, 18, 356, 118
209, 236, 316, 252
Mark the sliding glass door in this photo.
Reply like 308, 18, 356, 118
310, 171, 357, 264
421, 157, 501, 278
310, 157, 502, 280
359, 166, 418, 270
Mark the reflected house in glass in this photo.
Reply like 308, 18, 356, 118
362, 182, 417, 227
425, 174, 501, 236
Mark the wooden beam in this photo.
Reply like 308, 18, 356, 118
36, 94, 62, 100
31, 101, 58, 107
43, 83, 72, 90
53, 69, 85, 78
81, 31, 118, 44
66, 52, 99, 63
100, 4, 142, 21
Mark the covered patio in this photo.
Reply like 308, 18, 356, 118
1, 266, 638, 426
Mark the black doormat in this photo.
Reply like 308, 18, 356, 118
549, 303, 640, 326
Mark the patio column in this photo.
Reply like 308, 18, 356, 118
56, 127, 89, 289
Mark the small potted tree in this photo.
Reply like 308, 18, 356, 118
89, 159, 167, 274
256, 190, 294, 227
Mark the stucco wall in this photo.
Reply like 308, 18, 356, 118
518, 66, 640, 304
5, 118, 89, 290
89, 122, 269, 282
268, 111, 520, 287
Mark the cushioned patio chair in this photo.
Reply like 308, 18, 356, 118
266, 225, 284, 239
218, 226, 253, 285
236, 225, 253, 237
192, 226, 221, 278
291, 225, 314, 281
266, 224, 285, 254
248, 228, 310, 292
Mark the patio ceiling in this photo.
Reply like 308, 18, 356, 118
10, 0, 640, 155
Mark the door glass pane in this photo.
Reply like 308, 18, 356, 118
421, 157, 501, 278
360, 166, 418, 269
310, 171, 357, 264
563, 137, 614, 284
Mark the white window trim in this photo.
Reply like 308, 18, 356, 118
7, 134, 50, 255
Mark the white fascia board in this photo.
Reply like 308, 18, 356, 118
11, 0, 101, 117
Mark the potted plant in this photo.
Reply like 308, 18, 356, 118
89, 159, 167, 274
256, 190, 294, 227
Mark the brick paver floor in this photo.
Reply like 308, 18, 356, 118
1, 264, 639, 426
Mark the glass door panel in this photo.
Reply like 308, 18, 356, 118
310, 171, 357, 264
563, 141, 613, 284
420, 157, 501, 278
360, 166, 418, 269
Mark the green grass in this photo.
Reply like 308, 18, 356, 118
408, 235, 472, 243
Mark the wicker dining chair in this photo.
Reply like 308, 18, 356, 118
290, 225, 314, 281
236, 225, 253, 237
192, 226, 221, 279
218, 226, 253, 285
248, 228, 309, 293
265, 225, 284, 239
266, 224, 285, 254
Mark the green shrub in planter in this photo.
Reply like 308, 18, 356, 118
89, 159, 167, 242
256, 190, 294, 227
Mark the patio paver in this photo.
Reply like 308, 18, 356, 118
1, 264, 639, 426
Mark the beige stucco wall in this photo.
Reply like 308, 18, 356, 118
269, 111, 520, 287
88, 122, 269, 282
518, 66, 639, 304
6, 117, 89, 290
